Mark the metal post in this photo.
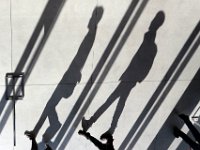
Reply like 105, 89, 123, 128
5, 73, 24, 146
12, 77, 16, 146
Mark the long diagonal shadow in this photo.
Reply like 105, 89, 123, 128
54, 0, 150, 149
25, 6, 104, 145
119, 20, 200, 150
0, 0, 67, 134
148, 67, 200, 150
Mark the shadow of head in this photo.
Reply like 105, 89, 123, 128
149, 11, 165, 32
88, 6, 104, 29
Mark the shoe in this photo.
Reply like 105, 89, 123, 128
179, 114, 189, 121
173, 127, 180, 138
100, 130, 112, 140
24, 130, 36, 139
78, 130, 90, 139
82, 117, 91, 131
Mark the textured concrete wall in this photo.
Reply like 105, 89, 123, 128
0, 0, 199, 149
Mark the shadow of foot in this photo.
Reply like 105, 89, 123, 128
42, 122, 62, 143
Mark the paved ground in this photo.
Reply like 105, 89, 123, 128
0, 0, 199, 149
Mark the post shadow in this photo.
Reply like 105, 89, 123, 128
0, 0, 67, 134
24, 6, 104, 144
148, 67, 200, 150
81, 11, 164, 136
119, 20, 200, 150
55, 0, 150, 149
78, 130, 115, 150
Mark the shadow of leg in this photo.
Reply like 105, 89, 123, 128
108, 94, 129, 135
174, 127, 200, 150
82, 90, 120, 131
42, 109, 62, 143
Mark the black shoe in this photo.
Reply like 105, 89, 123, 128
100, 130, 112, 140
173, 127, 180, 138
179, 114, 189, 121
24, 130, 36, 140
78, 130, 91, 139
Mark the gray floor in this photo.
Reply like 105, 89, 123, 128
0, 0, 200, 149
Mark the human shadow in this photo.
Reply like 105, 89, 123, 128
57, 1, 152, 149
0, 0, 67, 134
120, 20, 200, 150
78, 130, 115, 150
25, 6, 104, 143
81, 11, 165, 137
53, 0, 148, 148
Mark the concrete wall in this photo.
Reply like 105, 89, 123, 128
0, 0, 199, 149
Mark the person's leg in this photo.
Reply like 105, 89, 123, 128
25, 108, 48, 137
25, 96, 58, 137
78, 130, 104, 149
174, 127, 199, 150
179, 114, 200, 143
108, 94, 129, 134
104, 83, 135, 135
25, 131, 38, 150
82, 86, 120, 131
87, 134, 104, 149
42, 108, 62, 143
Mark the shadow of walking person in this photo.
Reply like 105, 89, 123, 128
78, 130, 115, 150
25, 6, 104, 144
81, 11, 165, 137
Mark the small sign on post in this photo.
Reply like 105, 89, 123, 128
6, 73, 24, 100
5, 73, 24, 146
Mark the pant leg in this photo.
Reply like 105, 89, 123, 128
32, 94, 61, 135
88, 135, 104, 149
184, 117, 200, 143
178, 130, 200, 150
109, 93, 129, 134
89, 86, 120, 123
109, 83, 135, 134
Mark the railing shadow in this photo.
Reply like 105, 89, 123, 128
148, 67, 200, 150
0, 0, 67, 134
53, 0, 150, 149
119, 20, 200, 150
